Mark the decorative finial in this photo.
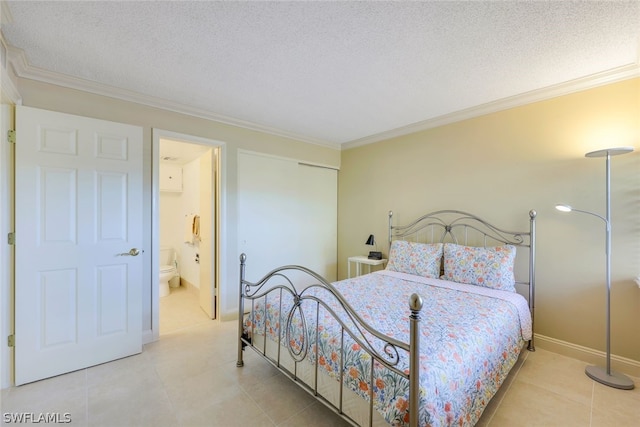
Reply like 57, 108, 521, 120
409, 293, 423, 311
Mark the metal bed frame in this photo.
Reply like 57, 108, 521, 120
388, 209, 537, 352
237, 209, 537, 427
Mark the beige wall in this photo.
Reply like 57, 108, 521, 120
16, 77, 340, 327
338, 78, 640, 363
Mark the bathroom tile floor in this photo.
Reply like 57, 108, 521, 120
2, 289, 639, 426
159, 285, 211, 335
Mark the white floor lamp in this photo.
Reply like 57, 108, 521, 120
555, 146, 635, 390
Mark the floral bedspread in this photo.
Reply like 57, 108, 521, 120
244, 270, 531, 426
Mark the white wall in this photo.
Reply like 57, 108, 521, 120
179, 158, 201, 287
159, 157, 202, 288
159, 191, 181, 259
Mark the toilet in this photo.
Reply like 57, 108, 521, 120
159, 247, 178, 297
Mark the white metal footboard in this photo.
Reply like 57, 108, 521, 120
236, 254, 423, 427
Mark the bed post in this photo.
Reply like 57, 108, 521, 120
409, 293, 423, 427
388, 210, 393, 246
528, 210, 537, 351
237, 253, 247, 367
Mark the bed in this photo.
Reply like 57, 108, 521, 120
237, 209, 536, 426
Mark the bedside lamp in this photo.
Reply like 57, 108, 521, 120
366, 234, 382, 260
555, 146, 634, 390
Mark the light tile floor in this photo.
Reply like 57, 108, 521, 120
2, 287, 639, 426
159, 285, 211, 335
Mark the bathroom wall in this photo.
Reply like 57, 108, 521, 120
159, 155, 204, 289
180, 157, 201, 288
158, 183, 181, 261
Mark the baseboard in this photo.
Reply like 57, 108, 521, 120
180, 277, 199, 296
220, 310, 240, 322
534, 333, 640, 378
142, 329, 155, 345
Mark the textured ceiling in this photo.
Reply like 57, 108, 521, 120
2, 1, 639, 147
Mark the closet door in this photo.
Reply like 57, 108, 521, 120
237, 151, 337, 283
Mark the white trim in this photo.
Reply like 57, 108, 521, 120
237, 148, 340, 171
151, 129, 226, 341
343, 63, 640, 149
0, 104, 14, 389
6, 46, 341, 151
1, 0, 14, 25
155, 129, 227, 148
1, 66, 21, 105
141, 329, 154, 346
5, 44, 639, 151
0, 36, 21, 105
534, 333, 640, 378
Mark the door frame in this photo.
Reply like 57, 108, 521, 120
150, 129, 225, 341
0, 104, 15, 389
0, 47, 20, 387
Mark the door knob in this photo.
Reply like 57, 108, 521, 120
117, 248, 141, 256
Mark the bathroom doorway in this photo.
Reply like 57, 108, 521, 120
152, 130, 222, 337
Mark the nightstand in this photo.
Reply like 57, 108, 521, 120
347, 256, 387, 278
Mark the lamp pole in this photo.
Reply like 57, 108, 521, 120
582, 147, 634, 390
555, 147, 634, 389
604, 150, 612, 377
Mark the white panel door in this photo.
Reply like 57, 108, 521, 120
296, 163, 338, 281
15, 106, 143, 385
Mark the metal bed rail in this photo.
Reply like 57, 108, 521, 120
237, 208, 537, 425
236, 254, 423, 427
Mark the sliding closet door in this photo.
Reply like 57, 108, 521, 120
237, 151, 337, 283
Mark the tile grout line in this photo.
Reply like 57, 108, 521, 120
483, 348, 530, 426
84, 368, 89, 425
151, 360, 179, 425
237, 382, 278, 426
589, 381, 595, 427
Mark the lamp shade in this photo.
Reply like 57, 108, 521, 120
365, 234, 375, 245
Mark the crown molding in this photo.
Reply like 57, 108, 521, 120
7, 41, 638, 152
1, 65, 20, 105
0, 33, 20, 104
6, 45, 341, 151
343, 63, 640, 150
0, 0, 14, 26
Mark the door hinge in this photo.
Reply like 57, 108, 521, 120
7, 232, 14, 245
7, 334, 14, 347
7, 129, 15, 144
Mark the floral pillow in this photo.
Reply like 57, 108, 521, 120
386, 240, 443, 279
443, 243, 516, 292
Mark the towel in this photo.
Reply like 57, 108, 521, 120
184, 214, 195, 243
192, 215, 201, 241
